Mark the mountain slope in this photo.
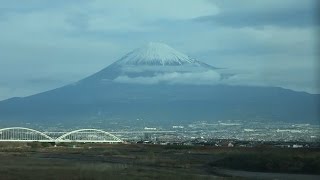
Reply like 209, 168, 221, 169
0, 43, 319, 127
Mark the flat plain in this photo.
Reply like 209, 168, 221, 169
0, 142, 319, 180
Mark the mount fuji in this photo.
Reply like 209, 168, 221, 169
83, 42, 223, 84
0, 43, 319, 127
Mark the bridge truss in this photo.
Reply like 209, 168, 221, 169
0, 127, 54, 142
56, 129, 123, 143
0, 127, 123, 143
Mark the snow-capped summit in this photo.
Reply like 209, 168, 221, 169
82, 42, 224, 82
83, 42, 220, 82
116, 42, 196, 66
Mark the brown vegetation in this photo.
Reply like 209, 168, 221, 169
0, 142, 319, 179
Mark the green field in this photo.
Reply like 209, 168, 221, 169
0, 142, 319, 179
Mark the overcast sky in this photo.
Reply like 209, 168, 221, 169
0, 0, 319, 100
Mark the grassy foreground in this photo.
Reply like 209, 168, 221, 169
0, 142, 319, 179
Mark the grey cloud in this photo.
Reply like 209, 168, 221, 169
195, 7, 319, 28
198, 0, 319, 28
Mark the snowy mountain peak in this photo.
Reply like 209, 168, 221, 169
116, 42, 195, 66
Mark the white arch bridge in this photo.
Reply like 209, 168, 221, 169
0, 127, 123, 143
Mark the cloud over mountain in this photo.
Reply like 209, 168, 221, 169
114, 71, 221, 85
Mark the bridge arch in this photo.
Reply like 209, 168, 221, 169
0, 127, 54, 142
56, 129, 123, 143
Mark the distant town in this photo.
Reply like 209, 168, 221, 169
6, 119, 318, 148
